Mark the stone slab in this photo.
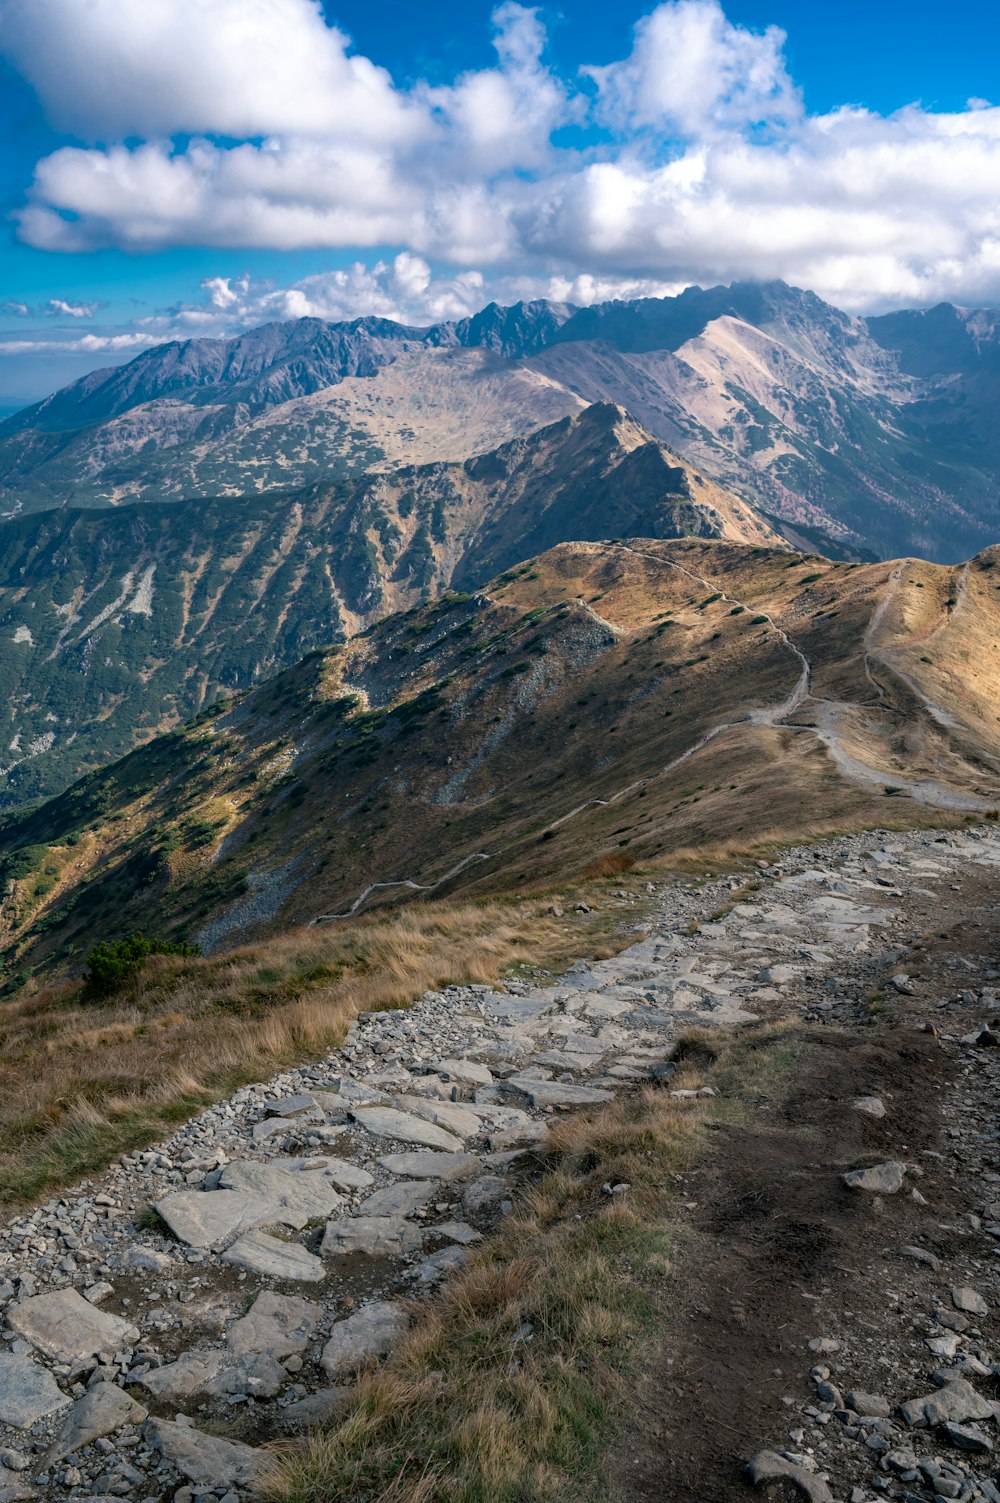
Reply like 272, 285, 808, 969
225, 1292, 324, 1359
320, 1216, 422, 1257
321, 1302, 408, 1377
8, 1290, 139, 1366
145, 1418, 263, 1489
351, 1106, 464, 1151
220, 1229, 325, 1282
0, 1353, 71, 1429
47, 1383, 146, 1464
378, 1151, 478, 1181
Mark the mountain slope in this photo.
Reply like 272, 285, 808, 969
0, 405, 778, 809
5, 281, 1000, 561
3, 536, 998, 984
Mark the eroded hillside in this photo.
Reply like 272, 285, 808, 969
2, 538, 999, 987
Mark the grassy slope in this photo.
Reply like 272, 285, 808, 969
0, 883, 643, 1208
4, 537, 998, 992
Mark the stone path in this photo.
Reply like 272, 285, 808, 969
1, 825, 1000, 1501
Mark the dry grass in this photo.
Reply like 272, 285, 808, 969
262, 1079, 707, 1503
263, 1024, 803, 1503
0, 891, 633, 1209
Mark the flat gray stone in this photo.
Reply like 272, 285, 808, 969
280, 1386, 350, 1427
745, 1450, 833, 1502
417, 1245, 470, 1284
154, 1189, 267, 1250
145, 1418, 264, 1489
321, 1302, 408, 1377
320, 1216, 422, 1257
503, 1074, 613, 1108
218, 1160, 345, 1224
263, 1094, 318, 1117
306, 1157, 374, 1191
8, 1290, 139, 1365
140, 1351, 226, 1401
436, 1221, 482, 1245
900, 1378, 995, 1428
141, 1348, 288, 1402
0, 1353, 71, 1428
47, 1383, 147, 1463
220, 1229, 325, 1282
842, 1161, 906, 1194
351, 1106, 464, 1151
432, 1058, 495, 1086
201, 1352, 287, 1400
378, 1151, 478, 1181
225, 1292, 324, 1359
394, 1096, 483, 1138
358, 1181, 439, 1218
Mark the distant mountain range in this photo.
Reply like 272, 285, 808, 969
0, 404, 777, 808
4, 278, 1000, 812
4, 281, 1000, 564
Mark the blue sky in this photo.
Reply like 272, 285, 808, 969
2, 0, 1000, 405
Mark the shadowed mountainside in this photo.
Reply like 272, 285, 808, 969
2, 536, 999, 988
0, 403, 778, 810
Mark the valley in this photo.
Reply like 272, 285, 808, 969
0, 404, 777, 810
2, 536, 998, 988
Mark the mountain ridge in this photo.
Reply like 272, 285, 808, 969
4, 280, 1000, 563
3, 534, 998, 984
0, 403, 778, 809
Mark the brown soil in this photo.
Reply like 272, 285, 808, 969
607, 846, 1000, 1503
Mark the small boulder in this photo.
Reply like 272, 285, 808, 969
842, 1161, 906, 1194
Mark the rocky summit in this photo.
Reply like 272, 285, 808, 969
0, 826, 999, 1500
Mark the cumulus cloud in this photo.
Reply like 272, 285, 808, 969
586, 0, 800, 136
0, 0, 418, 143
1, 301, 30, 316
5, 0, 1000, 313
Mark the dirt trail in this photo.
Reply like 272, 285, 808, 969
612, 828, 1000, 1503
313, 547, 996, 923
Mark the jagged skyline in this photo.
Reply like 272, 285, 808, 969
2, 0, 1000, 402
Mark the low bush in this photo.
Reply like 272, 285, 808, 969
83, 933, 200, 1000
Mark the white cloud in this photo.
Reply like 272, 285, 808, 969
0, 332, 158, 355
46, 297, 101, 318
586, 0, 800, 136
5, 1, 1000, 314
1, 301, 30, 316
0, 0, 419, 143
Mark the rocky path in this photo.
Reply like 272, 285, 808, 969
0, 826, 999, 1501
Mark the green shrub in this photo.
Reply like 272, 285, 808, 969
83, 933, 200, 1000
